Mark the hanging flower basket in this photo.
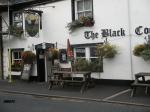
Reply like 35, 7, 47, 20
9, 25, 24, 38
47, 48, 59, 60
21, 51, 36, 64
67, 16, 95, 32
133, 38, 150, 61
96, 43, 118, 58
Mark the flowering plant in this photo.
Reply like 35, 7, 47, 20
67, 16, 94, 32
133, 37, 150, 61
11, 61, 23, 71
21, 51, 36, 64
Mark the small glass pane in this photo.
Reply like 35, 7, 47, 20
13, 52, 19, 59
85, 11, 92, 17
13, 12, 22, 22
90, 47, 97, 57
18, 52, 22, 59
78, 12, 84, 19
77, 1, 84, 11
84, 0, 92, 10
76, 48, 85, 57
14, 22, 23, 28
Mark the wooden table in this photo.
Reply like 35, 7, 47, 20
48, 71, 93, 94
131, 72, 150, 97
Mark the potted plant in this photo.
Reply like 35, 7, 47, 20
67, 16, 95, 32
21, 51, 36, 64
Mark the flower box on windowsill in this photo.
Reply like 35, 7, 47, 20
67, 16, 95, 32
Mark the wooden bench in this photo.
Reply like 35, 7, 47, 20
48, 71, 92, 94
131, 72, 150, 97
131, 82, 150, 97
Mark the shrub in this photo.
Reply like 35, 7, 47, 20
73, 58, 90, 71
73, 58, 103, 72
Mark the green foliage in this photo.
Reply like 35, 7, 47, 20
67, 16, 94, 32
9, 25, 23, 38
73, 58, 90, 71
73, 58, 103, 72
133, 44, 145, 56
89, 59, 103, 72
141, 49, 150, 61
96, 43, 118, 58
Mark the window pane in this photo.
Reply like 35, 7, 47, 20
13, 52, 19, 59
84, 0, 92, 10
76, 48, 85, 57
90, 47, 97, 57
85, 11, 92, 17
14, 22, 23, 28
77, 1, 83, 11
13, 12, 22, 22
18, 52, 22, 59
78, 12, 84, 19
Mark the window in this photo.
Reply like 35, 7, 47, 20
73, 46, 103, 72
76, 48, 86, 58
11, 49, 24, 71
75, 0, 93, 19
90, 46, 98, 62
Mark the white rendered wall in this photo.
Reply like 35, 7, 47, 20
130, 0, 150, 76
2, 0, 150, 80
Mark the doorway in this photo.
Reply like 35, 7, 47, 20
36, 49, 45, 82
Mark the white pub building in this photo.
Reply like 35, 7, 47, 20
0, 0, 150, 82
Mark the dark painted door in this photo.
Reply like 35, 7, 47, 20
36, 49, 45, 82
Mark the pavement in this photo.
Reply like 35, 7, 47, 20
0, 79, 150, 107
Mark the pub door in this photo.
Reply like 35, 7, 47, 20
36, 49, 45, 82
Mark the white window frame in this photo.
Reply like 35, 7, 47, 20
75, 47, 86, 59
11, 49, 23, 64
75, 0, 93, 19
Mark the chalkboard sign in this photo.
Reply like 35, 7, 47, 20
21, 64, 32, 80
59, 49, 67, 63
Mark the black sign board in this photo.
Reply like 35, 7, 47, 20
59, 49, 67, 63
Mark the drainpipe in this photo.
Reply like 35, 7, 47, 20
0, 14, 4, 79
127, 0, 134, 80
7, 0, 12, 83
